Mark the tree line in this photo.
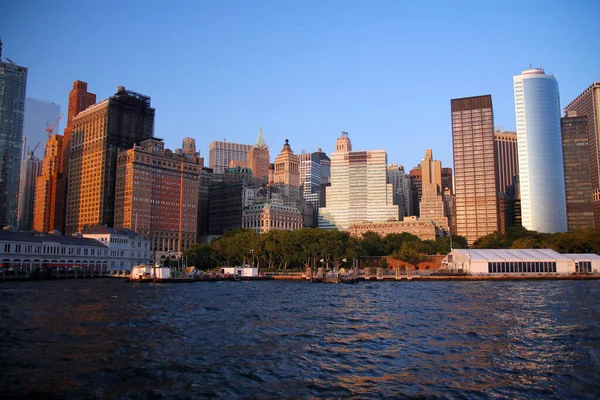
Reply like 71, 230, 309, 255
181, 226, 600, 271
182, 228, 468, 271
472, 226, 600, 253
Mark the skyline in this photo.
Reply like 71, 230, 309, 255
2, 1, 600, 169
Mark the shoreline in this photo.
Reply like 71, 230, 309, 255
2, 273, 600, 283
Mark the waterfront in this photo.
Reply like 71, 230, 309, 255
1, 280, 599, 398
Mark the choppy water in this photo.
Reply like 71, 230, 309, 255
1, 279, 599, 399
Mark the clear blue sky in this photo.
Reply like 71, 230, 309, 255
2, 0, 599, 170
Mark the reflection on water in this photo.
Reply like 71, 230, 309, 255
1, 280, 599, 398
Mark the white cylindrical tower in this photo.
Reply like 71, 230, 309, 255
513, 68, 567, 233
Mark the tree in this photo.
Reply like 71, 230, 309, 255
183, 243, 216, 270
384, 232, 420, 253
390, 241, 428, 270
360, 231, 390, 256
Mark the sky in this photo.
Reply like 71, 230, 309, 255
2, 0, 599, 170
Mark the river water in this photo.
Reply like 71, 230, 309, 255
1, 279, 599, 398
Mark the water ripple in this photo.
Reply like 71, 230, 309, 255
1, 280, 600, 398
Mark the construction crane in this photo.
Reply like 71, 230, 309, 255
31, 142, 40, 155
46, 113, 64, 139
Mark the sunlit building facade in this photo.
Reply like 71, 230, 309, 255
209, 140, 252, 174
242, 201, 303, 234
248, 127, 270, 181
319, 132, 398, 230
34, 134, 65, 232
513, 68, 566, 233
451, 95, 498, 244
66, 86, 154, 233
115, 138, 203, 258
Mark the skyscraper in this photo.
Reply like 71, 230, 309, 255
33, 134, 65, 232
248, 127, 270, 181
22, 98, 61, 159
62, 81, 96, 179
272, 139, 300, 188
561, 112, 594, 230
115, 138, 203, 257
65, 86, 154, 233
494, 131, 520, 232
182, 137, 197, 156
319, 132, 398, 230
16, 151, 41, 230
494, 131, 519, 195
451, 95, 498, 244
0, 41, 28, 227
564, 82, 600, 226
418, 149, 449, 231
209, 140, 252, 174
513, 68, 567, 233
387, 164, 412, 218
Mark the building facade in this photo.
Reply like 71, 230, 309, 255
81, 226, 151, 269
272, 139, 300, 188
442, 248, 600, 275
417, 149, 449, 231
0, 228, 150, 271
248, 127, 270, 181
209, 140, 252, 174
564, 82, 600, 226
561, 113, 594, 230
22, 98, 61, 159
319, 132, 398, 230
494, 131, 520, 232
451, 95, 498, 244
33, 134, 65, 233
66, 86, 154, 233
387, 164, 412, 218
62, 80, 96, 181
0, 43, 28, 227
16, 151, 41, 231
494, 131, 519, 195
242, 201, 303, 234
114, 138, 203, 258
513, 68, 567, 233
347, 219, 439, 241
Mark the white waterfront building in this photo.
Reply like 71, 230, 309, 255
82, 226, 151, 269
442, 248, 600, 275
318, 132, 398, 230
513, 68, 567, 233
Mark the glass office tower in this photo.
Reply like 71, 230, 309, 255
513, 68, 566, 233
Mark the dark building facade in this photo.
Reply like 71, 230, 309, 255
65, 86, 154, 233
451, 95, 498, 244
561, 114, 594, 230
0, 41, 27, 227
564, 82, 600, 227
494, 131, 520, 232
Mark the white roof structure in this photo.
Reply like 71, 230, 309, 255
452, 248, 572, 262
563, 253, 600, 261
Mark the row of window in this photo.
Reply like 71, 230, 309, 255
487, 261, 557, 274
3, 243, 108, 257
